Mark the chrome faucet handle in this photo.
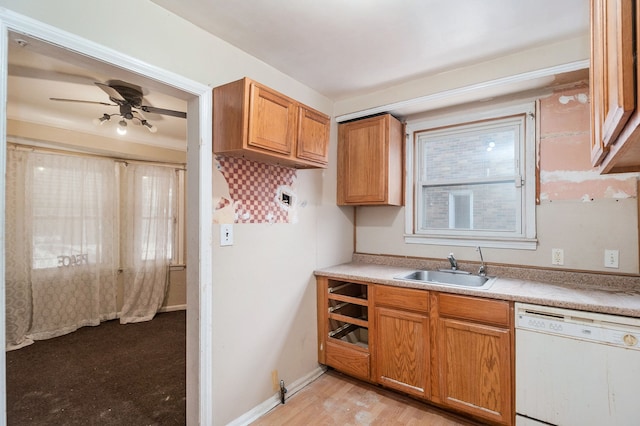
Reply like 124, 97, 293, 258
447, 253, 458, 270
476, 246, 487, 276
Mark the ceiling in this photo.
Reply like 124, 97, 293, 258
7, 33, 190, 152
7, 1, 589, 152
152, 0, 589, 100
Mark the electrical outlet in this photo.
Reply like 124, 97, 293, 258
220, 224, 233, 246
551, 248, 564, 266
604, 249, 619, 268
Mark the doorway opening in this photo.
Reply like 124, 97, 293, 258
0, 13, 213, 425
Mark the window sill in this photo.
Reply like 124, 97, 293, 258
404, 235, 538, 250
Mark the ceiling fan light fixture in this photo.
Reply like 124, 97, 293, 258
141, 119, 158, 133
50, 79, 186, 139
117, 119, 127, 135
93, 113, 111, 126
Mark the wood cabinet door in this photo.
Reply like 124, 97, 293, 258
338, 116, 388, 204
590, 0, 635, 166
437, 318, 512, 425
247, 82, 296, 155
374, 306, 429, 399
325, 341, 370, 381
297, 106, 330, 165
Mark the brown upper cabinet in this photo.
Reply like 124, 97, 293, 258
590, 0, 640, 173
337, 114, 404, 205
213, 77, 330, 169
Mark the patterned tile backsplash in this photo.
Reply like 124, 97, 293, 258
214, 156, 297, 224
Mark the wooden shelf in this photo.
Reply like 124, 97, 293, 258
318, 277, 372, 380
329, 313, 368, 329
327, 293, 368, 307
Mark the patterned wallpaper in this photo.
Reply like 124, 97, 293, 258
213, 156, 298, 224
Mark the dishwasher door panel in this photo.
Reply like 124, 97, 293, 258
515, 415, 548, 426
516, 328, 640, 426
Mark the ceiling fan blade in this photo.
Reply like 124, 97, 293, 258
140, 105, 187, 119
95, 82, 126, 102
9, 64, 98, 86
132, 109, 148, 121
50, 97, 114, 106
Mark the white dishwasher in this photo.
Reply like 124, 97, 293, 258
515, 302, 640, 426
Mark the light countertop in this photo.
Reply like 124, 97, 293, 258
315, 257, 640, 318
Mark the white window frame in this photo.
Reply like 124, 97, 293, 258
175, 169, 186, 266
404, 101, 537, 250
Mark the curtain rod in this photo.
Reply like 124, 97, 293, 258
7, 141, 186, 170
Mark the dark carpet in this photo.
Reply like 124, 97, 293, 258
6, 310, 186, 426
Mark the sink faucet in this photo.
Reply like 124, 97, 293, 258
477, 246, 487, 276
447, 253, 458, 270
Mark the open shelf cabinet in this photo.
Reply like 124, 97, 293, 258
317, 277, 371, 381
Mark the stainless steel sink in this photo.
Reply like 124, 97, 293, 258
395, 269, 496, 289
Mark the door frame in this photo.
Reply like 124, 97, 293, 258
0, 9, 214, 425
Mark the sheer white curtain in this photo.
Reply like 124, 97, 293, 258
5, 150, 32, 349
119, 164, 176, 324
5, 150, 118, 350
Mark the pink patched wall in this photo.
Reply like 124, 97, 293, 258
538, 82, 638, 201
213, 156, 298, 224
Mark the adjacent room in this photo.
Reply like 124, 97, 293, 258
4, 32, 189, 425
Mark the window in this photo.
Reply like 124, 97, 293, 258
21, 151, 185, 270
406, 102, 537, 249
29, 154, 117, 269
139, 174, 174, 261
449, 190, 473, 229
123, 164, 180, 264
120, 163, 185, 266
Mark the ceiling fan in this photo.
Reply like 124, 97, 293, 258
50, 80, 187, 135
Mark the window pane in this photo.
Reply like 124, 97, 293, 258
421, 126, 516, 182
452, 193, 471, 229
421, 182, 517, 232
30, 157, 114, 269
129, 167, 176, 262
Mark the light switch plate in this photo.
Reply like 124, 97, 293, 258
220, 224, 233, 246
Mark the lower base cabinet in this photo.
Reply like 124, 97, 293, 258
434, 293, 514, 425
316, 277, 371, 381
317, 277, 514, 426
374, 285, 430, 399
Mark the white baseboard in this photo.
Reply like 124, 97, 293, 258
227, 366, 327, 426
158, 304, 187, 313
115, 304, 186, 318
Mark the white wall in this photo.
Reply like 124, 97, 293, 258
333, 35, 589, 117
212, 122, 353, 424
0, 1, 352, 424
354, 84, 640, 275
355, 200, 639, 273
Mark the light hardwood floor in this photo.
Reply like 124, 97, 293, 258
251, 370, 480, 425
